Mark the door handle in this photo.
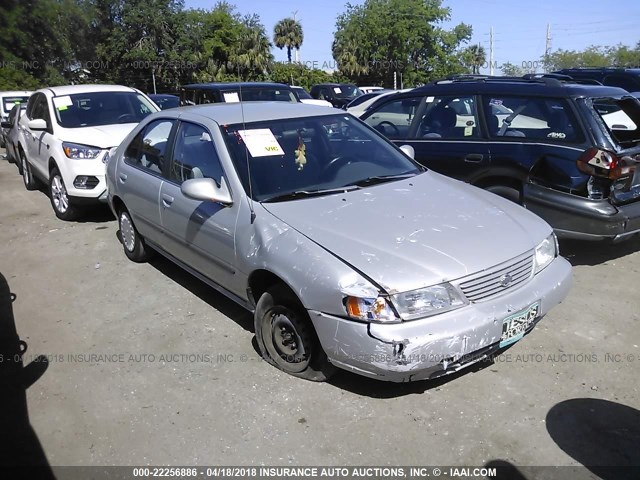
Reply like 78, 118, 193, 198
161, 194, 174, 207
118, 173, 127, 183
464, 154, 484, 163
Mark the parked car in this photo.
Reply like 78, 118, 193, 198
148, 93, 180, 110
18, 84, 159, 220
347, 89, 407, 117
290, 86, 332, 107
310, 83, 363, 108
0, 90, 32, 147
0, 103, 27, 167
106, 102, 571, 382
181, 82, 299, 105
359, 86, 385, 94
361, 76, 640, 242
554, 68, 640, 92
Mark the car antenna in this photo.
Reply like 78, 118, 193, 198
237, 63, 256, 224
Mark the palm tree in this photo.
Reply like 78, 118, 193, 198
273, 17, 303, 63
467, 44, 486, 74
234, 17, 273, 80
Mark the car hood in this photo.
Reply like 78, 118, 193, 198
262, 172, 551, 294
61, 123, 139, 149
300, 99, 333, 107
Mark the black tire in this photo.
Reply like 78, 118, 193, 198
254, 284, 336, 382
485, 184, 521, 204
49, 167, 81, 221
20, 149, 41, 191
118, 207, 152, 262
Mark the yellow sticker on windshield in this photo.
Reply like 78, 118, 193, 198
464, 126, 473, 136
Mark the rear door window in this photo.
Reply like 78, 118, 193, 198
482, 96, 583, 143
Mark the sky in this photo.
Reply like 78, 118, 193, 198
184, 0, 640, 74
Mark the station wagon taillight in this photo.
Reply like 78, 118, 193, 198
576, 148, 636, 180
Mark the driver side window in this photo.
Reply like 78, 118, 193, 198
364, 97, 419, 140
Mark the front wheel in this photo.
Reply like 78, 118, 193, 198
254, 284, 336, 382
49, 167, 80, 220
118, 208, 152, 263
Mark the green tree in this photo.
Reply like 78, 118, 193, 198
273, 17, 303, 63
332, 0, 472, 87
234, 14, 273, 80
463, 44, 486, 74
501, 62, 525, 77
267, 62, 332, 89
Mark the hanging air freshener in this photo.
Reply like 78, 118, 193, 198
294, 135, 307, 171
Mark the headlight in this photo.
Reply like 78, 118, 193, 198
391, 283, 467, 321
534, 233, 558, 274
62, 142, 102, 159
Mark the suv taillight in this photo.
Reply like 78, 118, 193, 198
577, 148, 635, 180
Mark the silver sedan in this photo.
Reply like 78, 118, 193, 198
106, 102, 572, 382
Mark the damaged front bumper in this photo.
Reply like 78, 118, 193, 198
310, 256, 572, 382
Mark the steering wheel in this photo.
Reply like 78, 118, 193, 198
322, 155, 358, 178
376, 121, 400, 137
118, 114, 137, 123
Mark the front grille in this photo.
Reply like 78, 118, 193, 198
457, 251, 534, 302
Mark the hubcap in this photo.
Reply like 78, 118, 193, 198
51, 175, 69, 213
120, 212, 136, 252
270, 313, 308, 365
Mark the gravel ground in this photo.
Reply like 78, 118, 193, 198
0, 152, 638, 478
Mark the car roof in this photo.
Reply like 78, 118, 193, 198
41, 84, 139, 96
313, 83, 356, 87
558, 67, 640, 74
182, 82, 292, 89
158, 101, 344, 125
149, 93, 178, 98
407, 79, 630, 98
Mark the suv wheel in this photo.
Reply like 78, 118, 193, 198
49, 167, 80, 220
20, 149, 41, 191
118, 208, 152, 262
254, 284, 336, 382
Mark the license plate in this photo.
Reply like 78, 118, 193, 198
500, 302, 540, 348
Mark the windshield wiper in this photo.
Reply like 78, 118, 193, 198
344, 173, 416, 188
263, 186, 359, 203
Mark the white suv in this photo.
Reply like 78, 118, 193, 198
18, 84, 159, 220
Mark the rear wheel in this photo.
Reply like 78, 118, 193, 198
118, 207, 152, 262
20, 149, 41, 191
49, 167, 80, 220
254, 284, 336, 381
485, 184, 521, 204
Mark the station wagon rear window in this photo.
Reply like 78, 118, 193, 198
592, 97, 640, 146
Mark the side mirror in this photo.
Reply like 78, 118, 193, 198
1, 121, 12, 129
181, 177, 232, 206
28, 119, 48, 131
399, 144, 415, 159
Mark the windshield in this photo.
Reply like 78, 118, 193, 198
222, 114, 422, 202
3, 96, 30, 115
333, 85, 363, 99
53, 91, 157, 128
150, 95, 180, 110
292, 88, 312, 100
221, 88, 298, 103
